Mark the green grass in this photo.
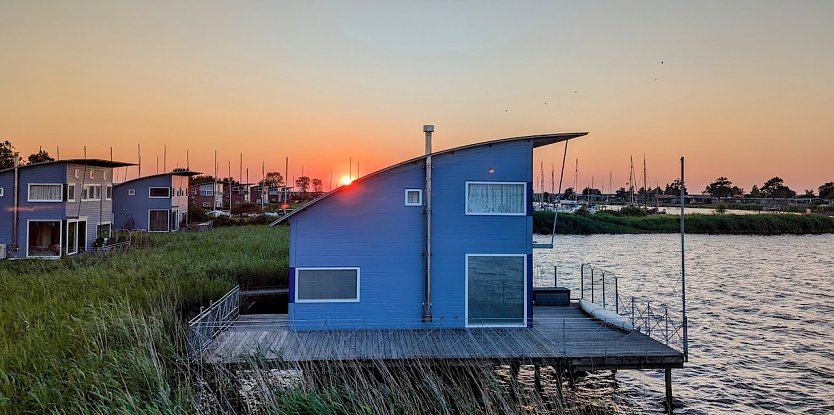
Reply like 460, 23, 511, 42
534, 211, 834, 235
0, 226, 289, 413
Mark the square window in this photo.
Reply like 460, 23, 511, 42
405, 189, 422, 206
128, 189, 136, 196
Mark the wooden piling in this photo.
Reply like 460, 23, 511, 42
665, 368, 673, 413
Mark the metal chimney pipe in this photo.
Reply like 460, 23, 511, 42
422, 125, 434, 323
12, 153, 19, 253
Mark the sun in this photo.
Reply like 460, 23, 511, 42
340, 176, 352, 186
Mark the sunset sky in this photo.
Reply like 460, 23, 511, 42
2, 1, 832, 193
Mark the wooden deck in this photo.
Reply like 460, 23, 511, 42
200, 305, 683, 370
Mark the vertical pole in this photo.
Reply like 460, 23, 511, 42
631, 297, 635, 327
580, 264, 585, 300
614, 275, 619, 314
680, 156, 688, 361
422, 125, 434, 323
534, 365, 542, 392
554, 265, 558, 287
665, 306, 669, 345
590, 268, 595, 304
285, 157, 289, 204
665, 368, 673, 413
602, 271, 606, 308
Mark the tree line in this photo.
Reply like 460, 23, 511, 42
0, 141, 54, 169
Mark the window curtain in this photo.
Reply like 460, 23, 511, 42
467, 183, 525, 214
29, 185, 62, 201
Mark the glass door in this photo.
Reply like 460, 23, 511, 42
466, 255, 526, 327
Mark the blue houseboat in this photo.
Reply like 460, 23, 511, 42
0, 159, 134, 259
273, 130, 588, 330
113, 171, 199, 232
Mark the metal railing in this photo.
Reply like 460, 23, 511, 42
187, 286, 240, 359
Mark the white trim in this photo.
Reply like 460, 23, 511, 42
404, 188, 423, 206
128, 188, 136, 196
464, 181, 527, 216
80, 184, 102, 201
149, 187, 171, 198
27, 183, 64, 202
67, 183, 76, 202
464, 254, 527, 328
148, 209, 170, 232
25, 219, 63, 259
105, 185, 112, 200
65, 218, 86, 255
294, 267, 361, 303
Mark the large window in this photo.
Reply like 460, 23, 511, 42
149, 187, 171, 198
295, 268, 360, 303
466, 254, 526, 327
28, 184, 63, 202
96, 223, 111, 239
465, 182, 526, 215
27, 220, 62, 258
81, 184, 102, 201
148, 209, 170, 232
199, 185, 214, 196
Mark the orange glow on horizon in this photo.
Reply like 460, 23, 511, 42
340, 176, 353, 186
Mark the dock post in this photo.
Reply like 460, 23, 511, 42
580, 265, 585, 299
615, 275, 619, 313
602, 271, 606, 308
590, 267, 595, 303
534, 365, 542, 392
665, 368, 673, 413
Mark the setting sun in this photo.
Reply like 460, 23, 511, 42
340, 176, 352, 186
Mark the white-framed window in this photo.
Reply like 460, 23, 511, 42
128, 189, 135, 196
103, 170, 108, 180
465, 254, 527, 327
149, 187, 171, 198
148, 209, 170, 232
89, 170, 95, 180
74, 169, 80, 179
105, 185, 112, 200
26, 220, 63, 258
405, 189, 423, 206
202, 201, 211, 208
465, 181, 526, 216
199, 185, 213, 196
81, 184, 102, 201
28, 184, 63, 202
96, 222, 111, 239
67, 184, 76, 202
0, 187, 4, 197
295, 267, 360, 303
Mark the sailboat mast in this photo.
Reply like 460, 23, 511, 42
643, 155, 648, 210
629, 156, 635, 205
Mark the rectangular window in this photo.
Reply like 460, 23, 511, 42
105, 186, 112, 200
89, 170, 95, 180
96, 223, 111, 239
200, 185, 213, 196
148, 209, 170, 232
67, 184, 76, 202
74, 169, 80, 179
28, 184, 63, 202
465, 182, 526, 215
81, 184, 102, 201
128, 189, 135, 196
405, 189, 422, 206
466, 254, 526, 327
103, 170, 108, 180
0, 187, 4, 197
149, 187, 171, 198
295, 268, 360, 303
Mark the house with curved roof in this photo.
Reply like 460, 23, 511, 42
0, 159, 134, 259
113, 171, 199, 232
271, 130, 588, 330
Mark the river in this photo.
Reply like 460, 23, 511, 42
533, 234, 834, 414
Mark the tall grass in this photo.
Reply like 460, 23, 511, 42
0, 226, 288, 413
533, 211, 834, 235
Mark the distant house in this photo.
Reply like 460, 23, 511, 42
250, 185, 291, 205
0, 159, 134, 259
272, 132, 588, 330
113, 171, 199, 232
188, 181, 250, 210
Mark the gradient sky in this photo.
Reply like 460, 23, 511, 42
2, 1, 833, 193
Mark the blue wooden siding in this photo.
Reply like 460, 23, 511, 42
113, 175, 175, 231
0, 163, 66, 258
288, 139, 534, 330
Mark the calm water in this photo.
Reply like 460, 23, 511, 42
533, 234, 834, 414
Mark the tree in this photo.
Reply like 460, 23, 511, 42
704, 176, 735, 198
295, 176, 310, 193
0, 140, 22, 170
802, 189, 816, 198
562, 187, 575, 199
260, 172, 284, 187
615, 187, 628, 200
664, 179, 687, 196
27, 149, 54, 164
748, 185, 763, 198
761, 177, 796, 199
818, 182, 834, 199
581, 187, 601, 195
172, 167, 190, 173
311, 178, 323, 193
190, 175, 215, 185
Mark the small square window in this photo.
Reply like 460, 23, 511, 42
405, 189, 422, 206
90, 170, 95, 179
128, 189, 136, 196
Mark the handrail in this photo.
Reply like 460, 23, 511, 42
187, 286, 240, 359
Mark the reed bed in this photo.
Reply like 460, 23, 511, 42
534, 211, 834, 235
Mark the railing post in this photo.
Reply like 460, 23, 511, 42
554, 265, 558, 287
580, 264, 585, 300
602, 271, 607, 309
631, 297, 635, 327
664, 306, 669, 345
614, 275, 619, 314
590, 267, 595, 304
647, 300, 652, 337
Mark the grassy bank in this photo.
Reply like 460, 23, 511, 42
533, 210, 834, 235
0, 227, 288, 413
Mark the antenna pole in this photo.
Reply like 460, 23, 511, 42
680, 156, 688, 361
